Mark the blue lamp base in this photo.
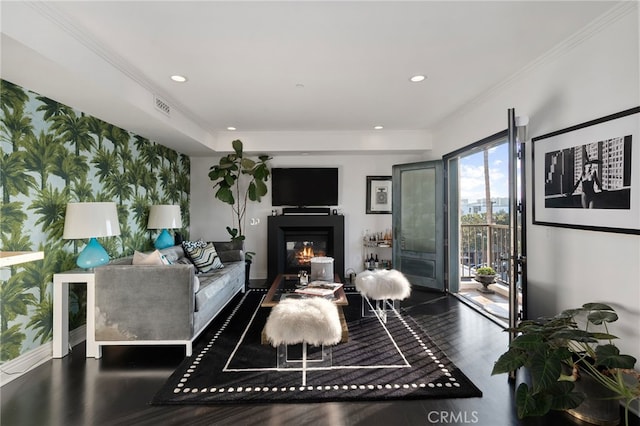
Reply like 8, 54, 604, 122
154, 229, 174, 249
76, 237, 110, 269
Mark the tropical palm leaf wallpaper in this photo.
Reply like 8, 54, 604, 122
0, 79, 190, 363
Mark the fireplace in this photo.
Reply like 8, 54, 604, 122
285, 230, 328, 270
267, 215, 344, 283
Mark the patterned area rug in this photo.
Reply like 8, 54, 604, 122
151, 290, 482, 404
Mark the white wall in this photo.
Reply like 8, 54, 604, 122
190, 152, 422, 280
190, 2, 639, 363
428, 4, 640, 360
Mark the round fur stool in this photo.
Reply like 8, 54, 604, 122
264, 297, 342, 385
356, 269, 411, 322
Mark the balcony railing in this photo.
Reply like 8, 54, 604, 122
460, 224, 511, 282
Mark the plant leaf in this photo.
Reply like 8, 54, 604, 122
557, 308, 584, 319
216, 187, 234, 205
510, 333, 544, 350
552, 347, 573, 362
241, 158, 256, 171
588, 311, 618, 325
232, 139, 243, 156
254, 179, 268, 197
590, 332, 619, 340
253, 163, 269, 180
550, 329, 598, 343
247, 182, 257, 201
530, 350, 562, 393
583, 302, 614, 311
208, 168, 222, 180
220, 156, 236, 167
492, 348, 527, 375
595, 344, 637, 369
547, 381, 584, 410
516, 383, 553, 418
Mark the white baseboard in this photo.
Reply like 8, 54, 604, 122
69, 324, 87, 348
0, 325, 87, 387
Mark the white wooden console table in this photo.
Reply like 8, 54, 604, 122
53, 270, 101, 359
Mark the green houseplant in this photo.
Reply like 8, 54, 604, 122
208, 139, 272, 265
492, 303, 639, 425
474, 266, 497, 292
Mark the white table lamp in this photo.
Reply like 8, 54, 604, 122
63, 202, 121, 269
148, 205, 182, 249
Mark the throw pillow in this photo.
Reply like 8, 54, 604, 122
132, 250, 165, 265
182, 239, 207, 251
182, 241, 224, 273
159, 253, 172, 265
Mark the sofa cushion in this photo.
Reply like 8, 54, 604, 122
182, 240, 224, 273
195, 265, 237, 311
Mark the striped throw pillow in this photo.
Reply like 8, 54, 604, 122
182, 241, 224, 273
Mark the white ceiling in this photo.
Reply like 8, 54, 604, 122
0, 1, 619, 156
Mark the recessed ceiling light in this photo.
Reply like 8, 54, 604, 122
409, 75, 426, 83
227, 126, 237, 131
374, 125, 384, 130
170, 75, 188, 83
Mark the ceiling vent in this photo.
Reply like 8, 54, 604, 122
154, 96, 171, 116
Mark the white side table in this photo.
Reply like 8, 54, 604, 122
53, 270, 101, 358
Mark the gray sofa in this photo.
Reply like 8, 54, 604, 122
94, 242, 245, 356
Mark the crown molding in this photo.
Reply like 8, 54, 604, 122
434, 2, 638, 132
26, 2, 211, 134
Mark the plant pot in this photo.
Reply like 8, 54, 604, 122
474, 274, 496, 293
564, 365, 621, 426
245, 259, 252, 290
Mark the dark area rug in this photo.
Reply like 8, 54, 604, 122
151, 290, 482, 405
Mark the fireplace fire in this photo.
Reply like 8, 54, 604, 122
297, 244, 315, 264
287, 238, 327, 271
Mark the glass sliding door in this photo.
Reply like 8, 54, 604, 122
444, 119, 526, 326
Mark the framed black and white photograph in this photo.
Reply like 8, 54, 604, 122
366, 176, 392, 214
532, 106, 640, 234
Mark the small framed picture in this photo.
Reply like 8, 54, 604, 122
366, 176, 392, 214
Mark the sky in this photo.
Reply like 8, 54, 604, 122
459, 143, 509, 202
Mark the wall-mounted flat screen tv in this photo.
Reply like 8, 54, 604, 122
271, 168, 338, 206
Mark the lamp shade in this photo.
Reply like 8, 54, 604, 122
62, 202, 121, 239
148, 205, 182, 229
62, 202, 121, 269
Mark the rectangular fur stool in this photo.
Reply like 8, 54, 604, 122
356, 269, 411, 323
264, 297, 342, 386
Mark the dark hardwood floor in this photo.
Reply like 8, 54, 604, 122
2, 284, 637, 426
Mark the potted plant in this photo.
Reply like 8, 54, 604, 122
208, 139, 272, 285
474, 266, 497, 292
492, 303, 639, 425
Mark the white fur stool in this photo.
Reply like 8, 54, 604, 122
355, 269, 411, 323
264, 297, 342, 386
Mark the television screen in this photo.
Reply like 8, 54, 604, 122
271, 168, 338, 206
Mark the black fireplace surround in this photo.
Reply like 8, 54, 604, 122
267, 215, 345, 284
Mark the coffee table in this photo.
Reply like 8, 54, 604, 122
261, 273, 349, 343
261, 273, 347, 307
